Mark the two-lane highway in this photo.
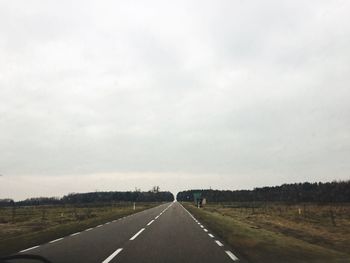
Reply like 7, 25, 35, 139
12, 202, 241, 263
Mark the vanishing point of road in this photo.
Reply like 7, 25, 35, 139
13, 202, 242, 263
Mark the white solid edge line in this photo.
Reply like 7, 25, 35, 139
215, 240, 224, 247
208, 233, 214, 238
20, 246, 40, 253
97, 224, 103, 228
147, 219, 155, 226
85, 228, 93, 231
225, 250, 239, 261
155, 215, 159, 219
102, 248, 123, 263
70, 232, 80, 236
49, 238, 63, 244
130, 228, 145, 240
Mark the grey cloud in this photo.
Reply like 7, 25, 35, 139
0, 0, 350, 199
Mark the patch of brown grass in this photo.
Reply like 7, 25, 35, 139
185, 202, 350, 263
0, 202, 159, 256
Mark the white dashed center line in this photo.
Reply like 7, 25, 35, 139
102, 248, 123, 263
130, 228, 145, 240
208, 233, 214, 238
147, 219, 155, 226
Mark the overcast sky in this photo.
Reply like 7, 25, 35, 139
1, 0, 349, 200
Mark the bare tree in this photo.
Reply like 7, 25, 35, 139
151, 186, 160, 193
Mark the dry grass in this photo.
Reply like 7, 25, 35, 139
217, 202, 350, 253
0, 202, 158, 256
185, 202, 350, 263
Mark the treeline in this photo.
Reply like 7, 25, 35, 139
177, 180, 350, 203
61, 191, 174, 204
0, 199, 15, 207
0, 190, 174, 207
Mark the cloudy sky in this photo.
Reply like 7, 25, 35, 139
0, 0, 349, 200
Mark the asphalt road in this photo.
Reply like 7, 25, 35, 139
11, 202, 240, 263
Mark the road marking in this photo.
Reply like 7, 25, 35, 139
130, 228, 145, 240
49, 238, 63, 244
147, 219, 154, 226
105, 222, 110, 225
20, 246, 40, 253
97, 224, 103, 228
155, 215, 159, 219
16, 203, 167, 256
102, 248, 123, 263
225, 250, 239, 261
179, 203, 230, 251
215, 240, 224, 247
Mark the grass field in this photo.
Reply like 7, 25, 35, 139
0, 202, 159, 256
184, 202, 350, 263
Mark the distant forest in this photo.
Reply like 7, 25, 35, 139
177, 181, 350, 203
0, 189, 174, 207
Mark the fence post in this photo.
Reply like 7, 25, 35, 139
41, 208, 46, 222
11, 204, 16, 223
330, 207, 336, 226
